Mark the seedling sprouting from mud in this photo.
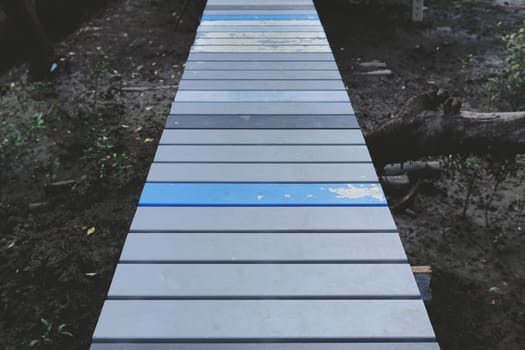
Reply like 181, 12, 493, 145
29, 318, 73, 348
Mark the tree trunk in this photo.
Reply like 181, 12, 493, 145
1, 0, 52, 78
366, 88, 525, 165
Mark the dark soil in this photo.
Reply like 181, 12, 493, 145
1, 0, 524, 349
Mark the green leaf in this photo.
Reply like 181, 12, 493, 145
40, 318, 50, 327
62, 331, 74, 337
29, 339, 39, 347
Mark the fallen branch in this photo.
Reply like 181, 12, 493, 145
358, 61, 387, 69
380, 174, 410, 194
121, 85, 178, 92
383, 161, 442, 180
366, 88, 525, 164
356, 69, 392, 76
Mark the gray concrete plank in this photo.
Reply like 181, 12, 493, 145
165, 115, 359, 129
205, 5, 317, 10
93, 300, 435, 341
159, 130, 365, 144
181, 70, 341, 80
153, 145, 371, 163
91, 344, 441, 350
129, 207, 397, 232
108, 264, 419, 299
187, 53, 334, 61
147, 163, 377, 182
178, 80, 345, 90
193, 38, 328, 46
199, 21, 322, 27
206, 0, 314, 4
195, 32, 326, 38
185, 61, 337, 70
120, 233, 407, 263
174, 91, 349, 102
170, 102, 353, 115
191, 45, 330, 53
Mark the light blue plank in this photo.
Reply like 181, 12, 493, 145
201, 14, 319, 21
199, 20, 321, 26
197, 26, 323, 32
139, 183, 386, 207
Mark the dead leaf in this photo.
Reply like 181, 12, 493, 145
86, 227, 96, 236
85, 272, 97, 277
135, 126, 143, 133
144, 138, 154, 143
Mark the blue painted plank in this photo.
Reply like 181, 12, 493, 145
201, 14, 319, 21
139, 183, 387, 207
197, 26, 323, 32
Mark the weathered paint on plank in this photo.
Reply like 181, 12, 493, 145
119, 233, 408, 263
138, 183, 387, 207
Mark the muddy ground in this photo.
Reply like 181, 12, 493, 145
1, 0, 524, 349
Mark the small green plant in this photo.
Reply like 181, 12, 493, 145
502, 23, 525, 109
487, 22, 525, 110
492, 226, 504, 245
0, 112, 45, 168
29, 318, 73, 347
83, 135, 131, 180
39, 157, 61, 178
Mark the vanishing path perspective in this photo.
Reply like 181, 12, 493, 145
90, 0, 440, 349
